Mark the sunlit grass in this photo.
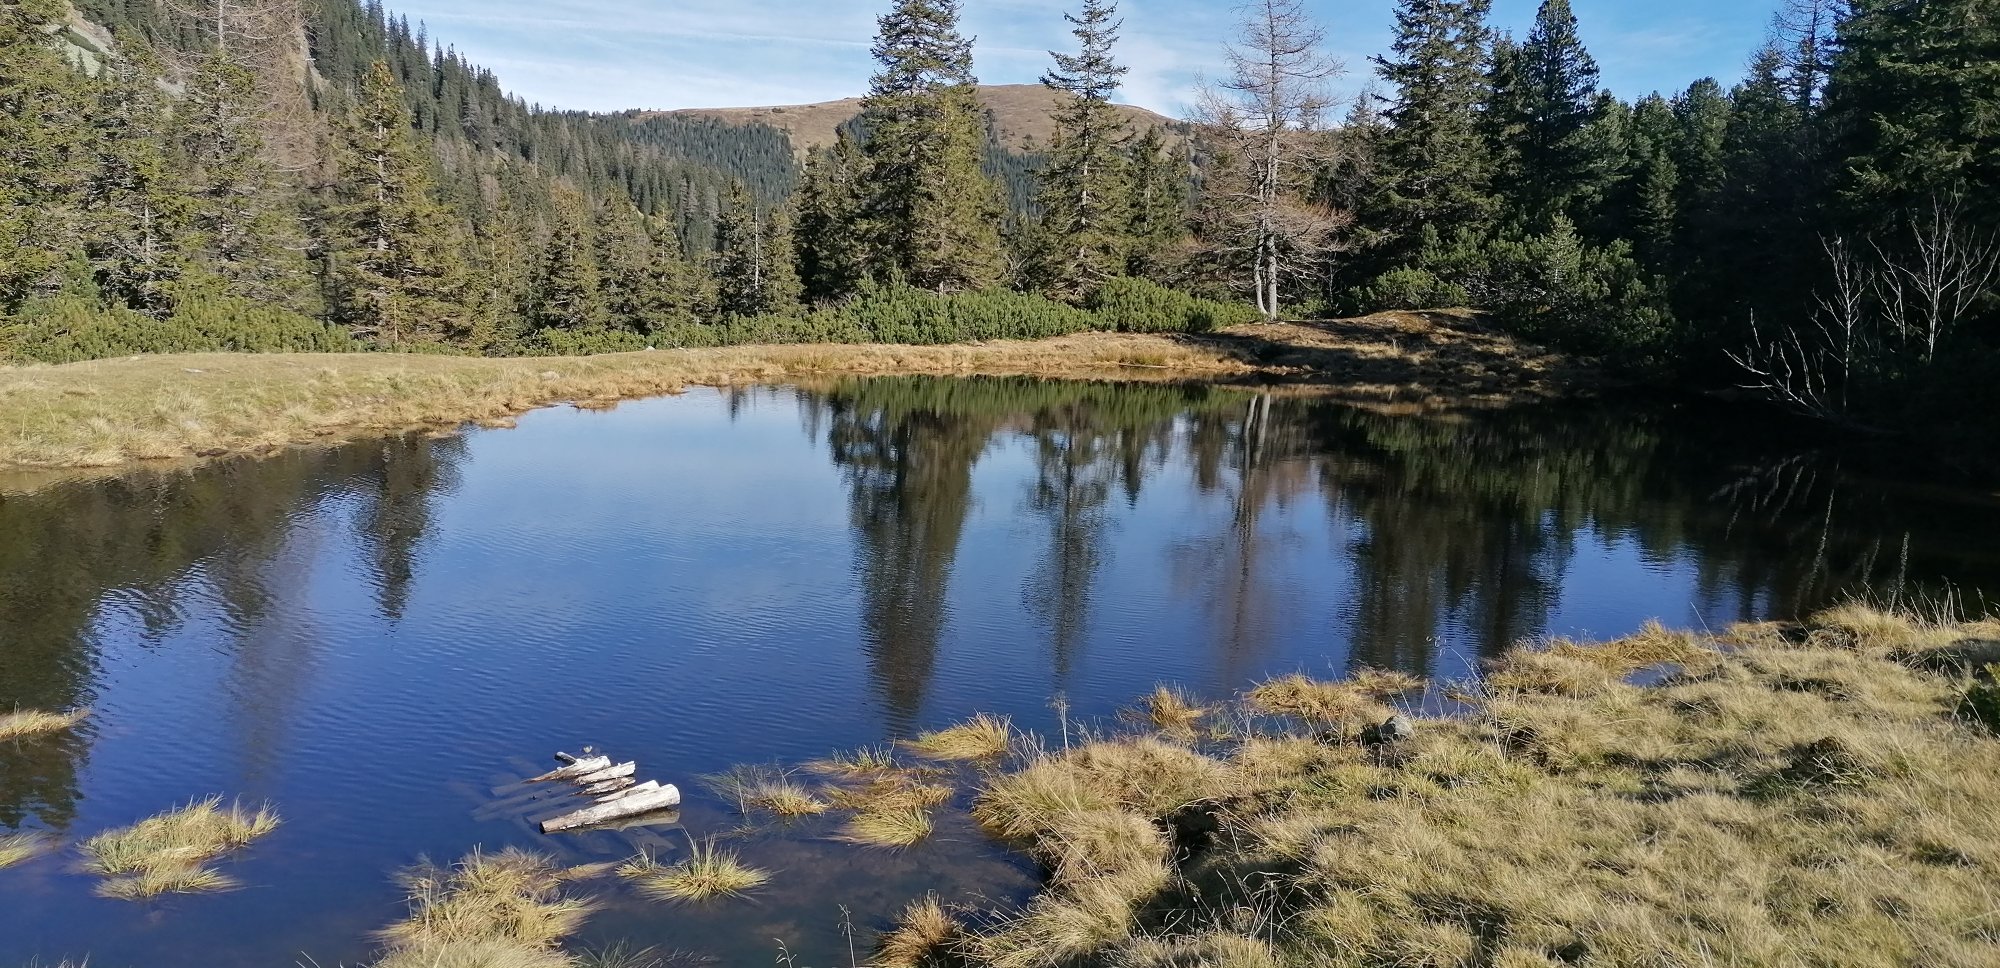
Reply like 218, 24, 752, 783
616, 840, 768, 903
806, 745, 903, 779
0, 707, 88, 741
951, 605, 2000, 967
876, 894, 963, 968
1125, 685, 1210, 736
902, 713, 1013, 761
703, 765, 830, 817
0, 831, 55, 869
376, 847, 593, 968
78, 797, 278, 899
838, 809, 934, 848
824, 775, 955, 813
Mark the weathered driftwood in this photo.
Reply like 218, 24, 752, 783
525, 755, 611, 783
572, 761, 637, 785
581, 776, 637, 796
596, 780, 660, 803
539, 784, 681, 833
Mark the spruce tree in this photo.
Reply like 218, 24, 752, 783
1123, 126, 1189, 282
327, 61, 471, 346
174, 52, 304, 306
1372, 0, 1496, 261
1029, 0, 1133, 301
856, 0, 1006, 293
529, 183, 607, 331
714, 182, 801, 318
1825, 0, 2000, 228
84, 55, 186, 315
794, 131, 870, 303
0, 0, 94, 310
1492, 0, 1604, 229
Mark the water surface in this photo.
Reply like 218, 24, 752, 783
2, 377, 1995, 967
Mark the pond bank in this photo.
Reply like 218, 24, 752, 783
0, 310, 1588, 485
930, 605, 2000, 968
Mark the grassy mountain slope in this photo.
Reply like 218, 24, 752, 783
655, 83, 1182, 156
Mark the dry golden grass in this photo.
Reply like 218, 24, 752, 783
1123, 686, 1211, 737
0, 312, 1589, 486
78, 796, 279, 899
0, 830, 54, 869
949, 610, 2000, 968
805, 745, 904, 779
838, 808, 936, 848
903, 714, 1014, 761
824, 774, 956, 813
1244, 674, 1393, 732
376, 848, 592, 968
876, 894, 964, 968
702, 765, 830, 817
0, 707, 88, 740
616, 840, 769, 902
0, 337, 1249, 479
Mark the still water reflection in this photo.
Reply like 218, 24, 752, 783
1, 377, 1994, 967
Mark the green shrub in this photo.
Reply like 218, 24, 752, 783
1, 294, 356, 364
523, 327, 656, 357
1086, 277, 1261, 333
1960, 666, 2000, 734
1359, 267, 1471, 312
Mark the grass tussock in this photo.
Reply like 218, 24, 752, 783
0, 830, 55, 869
78, 797, 279, 899
616, 840, 769, 902
824, 774, 956, 813
806, 745, 904, 779
373, 848, 592, 968
876, 894, 964, 968
702, 765, 829, 817
903, 714, 1014, 761
0, 707, 88, 740
948, 608, 2000, 968
1124, 686, 1211, 737
839, 808, 936, 848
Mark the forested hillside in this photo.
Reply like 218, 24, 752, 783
2, 0, 1996, 457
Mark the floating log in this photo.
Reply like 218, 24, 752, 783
572, 761, 636, 785
581, 776, 637, 797
596, 780, 660, 803
524, 755, 611, 784
540, 784, 681, 833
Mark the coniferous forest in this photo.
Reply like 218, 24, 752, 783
1, 0, 1996, 445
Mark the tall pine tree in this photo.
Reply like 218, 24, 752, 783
855, 0, 1006, 293
1371, 0, 1495, 264
794, 131, 870, 303
714, 182, 802, 318
327, 61, 471, 346
1490, 0, 1603, 230
1028, 0, 1133, 301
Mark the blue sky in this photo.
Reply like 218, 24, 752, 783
395, 0, 1783, 115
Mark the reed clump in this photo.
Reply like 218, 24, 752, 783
0, 707, 88, 740
78, 797, 279, 899
903, 714, 1014, 761
876, 894, 964, 968
0, 830, 54, 869
946, 608, 2000, 968
616, 839, 769, 902
838, 808, 936, 849
1123, 686, 1211, 737
703, 765, 830, 818
374, 848, 593, 968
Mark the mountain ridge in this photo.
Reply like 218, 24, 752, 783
647, 83, 1183, 156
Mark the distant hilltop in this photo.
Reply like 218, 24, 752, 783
648, 84, 1183, 155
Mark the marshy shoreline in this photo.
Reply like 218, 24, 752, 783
0, 310, 1590, 489
6, 606, 1997, 967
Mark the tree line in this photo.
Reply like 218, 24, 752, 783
3, 0, 1996, 446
